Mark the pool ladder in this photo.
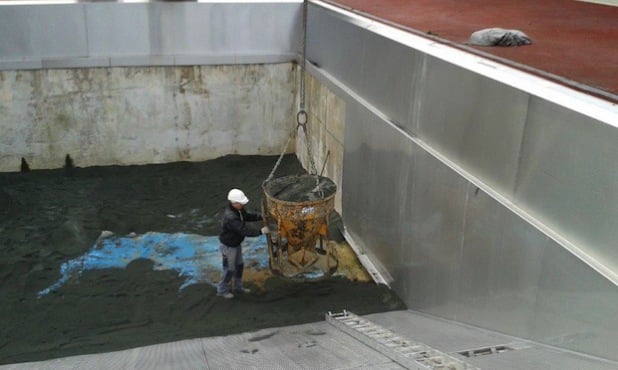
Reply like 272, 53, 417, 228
326, 310, 479, 370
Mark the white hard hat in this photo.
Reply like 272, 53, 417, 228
227, 189, 249, 205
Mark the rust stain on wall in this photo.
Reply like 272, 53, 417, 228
179, 66, 210, 97
1, 64, 295, 171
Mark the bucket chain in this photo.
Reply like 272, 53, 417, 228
297, 112, 319, 177
298, 0, 319, 177
264, 134, 293, 185
265, 0, 320, 184
299, 0, 307, 113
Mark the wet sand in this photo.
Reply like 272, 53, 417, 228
0, 154, 405, 365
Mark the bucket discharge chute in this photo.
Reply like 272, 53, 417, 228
262, 174, 337, 278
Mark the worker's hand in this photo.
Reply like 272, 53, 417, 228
261, 226, 270, 234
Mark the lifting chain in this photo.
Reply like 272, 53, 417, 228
265, 0, 320, 186
297, 0, 320, 186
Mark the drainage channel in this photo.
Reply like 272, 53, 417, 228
326, 310, 479, 370
457, 345, 515, 358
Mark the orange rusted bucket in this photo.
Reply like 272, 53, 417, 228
262, 174, 337, 277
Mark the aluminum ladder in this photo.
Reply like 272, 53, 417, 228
326, 310, 479, 370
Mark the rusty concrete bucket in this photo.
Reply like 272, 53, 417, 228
262, 174, 338, 278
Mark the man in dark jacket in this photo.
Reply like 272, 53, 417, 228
217, 188, 269, 299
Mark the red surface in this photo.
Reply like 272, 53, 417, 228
326, 0, 618, 102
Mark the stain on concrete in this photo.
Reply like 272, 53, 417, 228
178, 66, 210, 97
71, 69, 93, 92
1, 64, 295, 171
52, 112, 74, 132
248, 330, 279, 342
178, 148, 191, 161
179, 66, 193, 94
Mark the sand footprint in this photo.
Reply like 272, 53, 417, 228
298, 340, 317, 348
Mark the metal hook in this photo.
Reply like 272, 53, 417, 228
296, 110, 308, 128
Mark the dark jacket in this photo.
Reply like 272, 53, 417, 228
218, 204, 262, 247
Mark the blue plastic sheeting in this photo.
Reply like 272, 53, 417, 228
38, 232, 270, 298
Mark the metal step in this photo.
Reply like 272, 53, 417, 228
326, 310, 479, 370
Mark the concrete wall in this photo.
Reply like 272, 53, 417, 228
0, 1, 302, 171
0, 64, 296, 171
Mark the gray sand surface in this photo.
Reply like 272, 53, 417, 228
0, 154, 405, 365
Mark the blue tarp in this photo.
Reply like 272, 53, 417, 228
38, 232, 270, 298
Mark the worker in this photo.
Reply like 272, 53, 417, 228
217, 188, 269, 299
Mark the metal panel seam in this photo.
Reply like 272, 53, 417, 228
510, 94, 533, 198
82, 4, 90, 58
455, 183, 472, 322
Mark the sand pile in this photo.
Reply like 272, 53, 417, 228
263, 174, 337, 202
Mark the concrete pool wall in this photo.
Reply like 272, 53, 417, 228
0, 64, 297, 170
0, 1, 302, 171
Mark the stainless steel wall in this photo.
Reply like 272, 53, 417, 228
307, 1, 618, 361
0, 1, 301, 69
